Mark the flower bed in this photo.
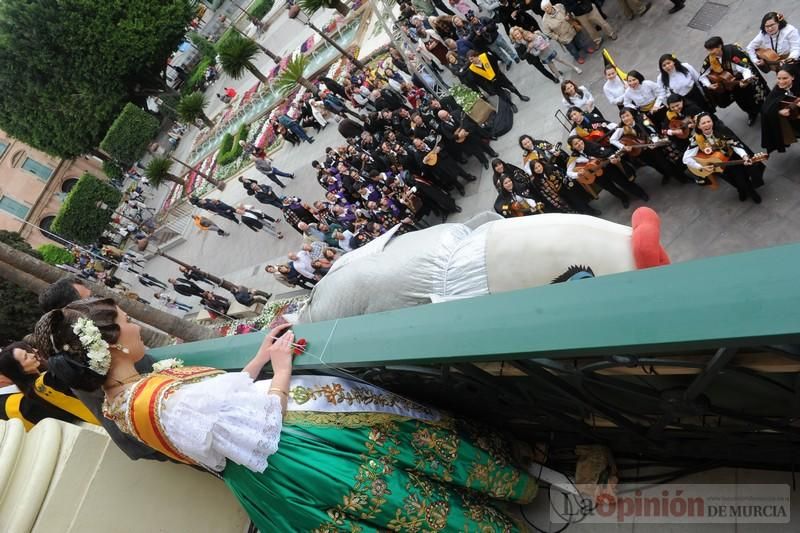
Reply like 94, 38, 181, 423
216, 295, 309, 337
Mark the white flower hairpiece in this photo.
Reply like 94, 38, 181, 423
152, 358, 184, 372
71, 317, 111, 376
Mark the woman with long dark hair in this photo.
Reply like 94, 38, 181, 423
746, 12, 800, 73
518, 134, 570, 171
611, 107, 688, 185
0, 341, 100, 429
561, 80, 604, 120
656, 53, 712, 112
528, 158, 599, 215
682, 112, 764, 203
493, 176, 544, 217
33, 299, 540, 531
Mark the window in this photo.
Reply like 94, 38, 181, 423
0, 195, 30, 218
21, 157, 54, 181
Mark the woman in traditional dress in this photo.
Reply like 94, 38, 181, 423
746, 12, 800, 73
519, 134, 570, 170
35, 299, 539, 532
655, 54, 712, 112
527, 157, 599, 215
494, 176, 544, 217
603, 64, 627, 110
0, 341, 100, 429
567, 106, 616, 146
682, 112, 763, 203
610, 107, 688, 185
761, 68, 800, 153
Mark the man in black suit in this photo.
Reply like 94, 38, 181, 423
168, 277, 206, 299
436, 109, 498, 169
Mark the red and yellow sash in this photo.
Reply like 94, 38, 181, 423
128, 366, 224, 464
33, 374, 100, 425
469, 53, 496, 81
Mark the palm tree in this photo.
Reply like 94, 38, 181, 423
0, 241, 216, 342
288, 6, 365, 70
177, 92, 215, 129
145, 156, 186, 187
217, 32, 269, 84
275, 55, 317, 95
298, 0, 350, 17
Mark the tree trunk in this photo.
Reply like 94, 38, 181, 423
307, 21, 365, 70
246, 61, 270, 84
200, 112, 215, 129
0, 260, 48, 293
170, 158, 226, 191
298, 77, 319, 96
0, 242, 217, 342
157, 251, 236, 292
88, 148, 111, 162
166, 173, 187, 186
332, 0, 350, 16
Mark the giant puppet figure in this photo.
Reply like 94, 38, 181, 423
299, 208, 669, 322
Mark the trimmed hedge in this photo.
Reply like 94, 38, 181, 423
215, 123, 250, 166
51, 173, 122, 244
102, 160, 124, 181
99, 103, 160, 166
249, 0, 275, 19
38, 244, 75, 265
182, 56, 214, 95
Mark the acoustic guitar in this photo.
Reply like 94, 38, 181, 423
689, 151, 769, 178
666, 117, 695, 139
780, 96, 800, 119
573, 148, 627, 185
707, 70, 752, 94
755, 48, 793, 73
422, 135, 443, 166
617, 136, 670, 157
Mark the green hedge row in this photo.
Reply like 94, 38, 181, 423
249, 0, 275, 19
99, 103, 160, 166
51, 173, 122, 245
38, 244, 75, 266
182, 56, 214, 95
216, 123, 250, 166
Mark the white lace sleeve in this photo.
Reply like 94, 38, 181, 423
160, 372, 283, 473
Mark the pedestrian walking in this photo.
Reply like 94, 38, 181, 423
192, 215, 230, 236
137, 273, 168, 290
154, 292, 193, 312
252, 155, 295, 188
278, 114, 315, 144
235, 204, 284, 239
190, 197, 241, 224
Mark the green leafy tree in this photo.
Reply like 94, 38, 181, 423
37, 244, 75, 266
298, 0, 350, 16
275, 55, 316, 95
51, 173, 123, 244
188, 31, 217, 59
217, 33, 269, 83
0, 0, 193, 158
249, 0, 275, 19
102, 160, 125, 182
99, 104, 160, 166
177, 92, 215, 129
0, 231, 42, 344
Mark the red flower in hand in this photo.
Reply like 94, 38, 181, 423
293, 338, 307, 356
732, 56, 741, 63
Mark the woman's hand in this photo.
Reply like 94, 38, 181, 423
269, 330, 295, 375
243, 323, 292, 380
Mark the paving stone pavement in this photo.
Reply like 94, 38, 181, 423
126, 0, 800, 317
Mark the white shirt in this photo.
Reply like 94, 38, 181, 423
623, 80, 664, 110
746, 24, 800, 64
292, 250, 316, 279
656, 63, 701, 99
562, 86, 596, 112
337, 229, 355, 252
603, 77, 626, 106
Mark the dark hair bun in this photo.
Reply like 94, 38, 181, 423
47, 352, 106, 392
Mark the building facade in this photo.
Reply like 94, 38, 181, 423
0, 130, 105, 248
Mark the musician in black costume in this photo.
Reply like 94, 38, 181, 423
527, 157, 599, 215
682, 112, 763, 203
610, 107, 688, 185
567, 135, 649, 209
699, 36, 769, 126
761, 68, 800, 153
493, 175, 544, 218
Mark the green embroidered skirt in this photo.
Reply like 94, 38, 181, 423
223, 412, 538, 532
